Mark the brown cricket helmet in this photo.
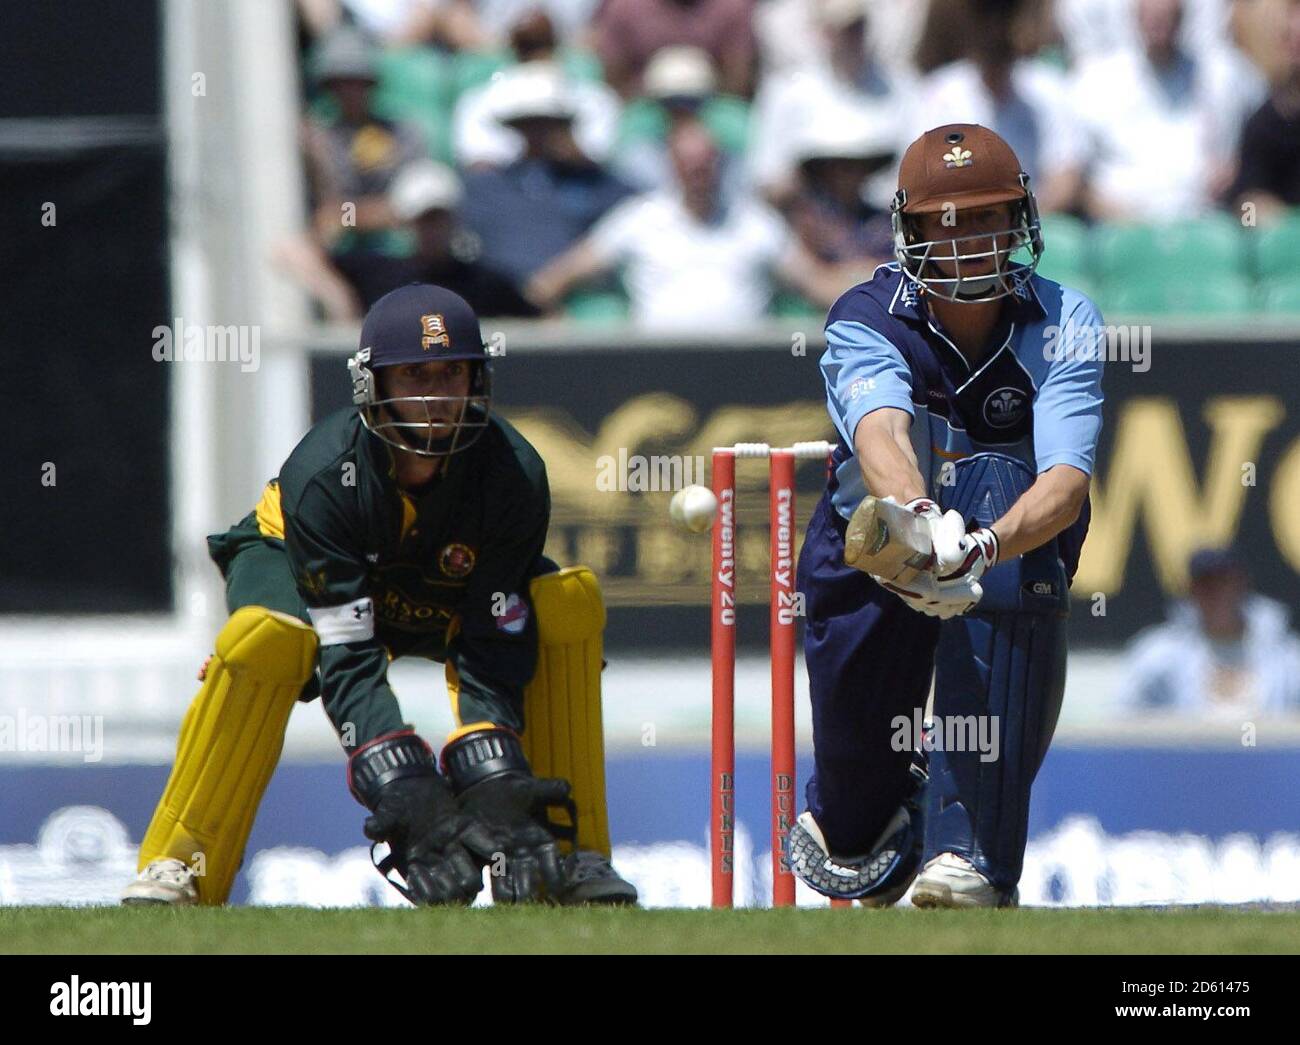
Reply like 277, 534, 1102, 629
890, 124, 1044, 302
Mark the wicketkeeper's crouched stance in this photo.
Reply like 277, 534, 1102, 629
123, 284, 636, 906
786, 125, 1104, 908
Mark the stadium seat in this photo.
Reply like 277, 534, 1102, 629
560, 48, 605, 84
1252, 212, 1300, 281
1034, 213, 1092, 287
1101, 274, 1255, 315
1093, 216, 1246, 287
1260, 279, 1300, 314
453, 50, 509, 98
770, 290, 823, 320
564, 289, 630, 322
373, 47, 457, 162
615, 97, 750, 155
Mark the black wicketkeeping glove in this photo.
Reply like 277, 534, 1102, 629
348, 730, 498, 905
443, 728, 576, 904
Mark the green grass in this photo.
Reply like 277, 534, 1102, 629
2, 906, 1297, 955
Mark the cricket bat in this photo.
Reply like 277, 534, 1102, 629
843, 496, 937, 585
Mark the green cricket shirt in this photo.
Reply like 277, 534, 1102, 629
208, 408, 550, 750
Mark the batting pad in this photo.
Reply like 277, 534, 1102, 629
522, 566, 612, 858
138, 605, 318, 904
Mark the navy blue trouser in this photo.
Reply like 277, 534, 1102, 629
798, 491, 939, 856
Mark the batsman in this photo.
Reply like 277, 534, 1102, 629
786, 125, 1104, 907
123, 283, 637, 906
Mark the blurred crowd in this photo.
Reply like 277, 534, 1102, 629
275, 0, 1300, 328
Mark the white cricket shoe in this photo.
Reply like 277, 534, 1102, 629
910, 852, 1018, 909
121, 858, 199, 906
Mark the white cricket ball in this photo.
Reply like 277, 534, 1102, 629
669, 485, 718, 534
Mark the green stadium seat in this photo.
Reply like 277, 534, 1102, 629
1252, 212, 1300, 280
1101, 274, 1255, 315
770, 290, 822, 320
453, 50, 509, 98
1260, 278, 1300, 314
702, 96, 751, 155
564, 289, 629, 322
1094, 216, 1246, 287
373, 48, 457, 162
1035, 214, 1092, 286
560, 48, 605, 83
615, 97, 750, 155
615, 98, 666, 149
375, 47, 454, 109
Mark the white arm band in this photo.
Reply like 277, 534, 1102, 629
307, 597, 376, 645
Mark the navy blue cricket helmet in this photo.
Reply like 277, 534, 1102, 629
348, 283, 493, 457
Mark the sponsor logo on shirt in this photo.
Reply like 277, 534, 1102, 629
983, 386, 1028, 429
439, 542, 477, 578
847, 377, 876, 401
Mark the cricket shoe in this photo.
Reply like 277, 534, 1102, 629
910, 852, 1019, 909
121, 858, 199, 906
555, 850, 638, 906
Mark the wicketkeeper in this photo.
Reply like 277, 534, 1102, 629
123, 283, 636, 907
786, 125, 1104, 907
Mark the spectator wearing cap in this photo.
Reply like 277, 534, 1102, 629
452, 9, 621, 169
611, 46, 747, 199
458, 63, 635, 288
787, 103, 897, 283
593, 0, 758, 99
748, 1, 913, 207
1070, 0, 1266, 220
302, 27, 427, 255
276, 161, 540, 319
909, 0, 1084, 214
525, 122, 850, 329
1232, 0, 1300, 220
1121, 547, 1300, 717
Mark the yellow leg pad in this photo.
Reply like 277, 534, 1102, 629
138, 606, 318, 904
522, 566, 612, 857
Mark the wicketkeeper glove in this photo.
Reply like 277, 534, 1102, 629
443, 728, 575, 904
348, 729, 498, 905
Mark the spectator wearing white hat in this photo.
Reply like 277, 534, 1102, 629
748, 1, 913, 206
612, 46, 747, 199
787, 103, 898, 285
525, 123, 851, 329
276, 161, 539, 319
459, 63, 634, 286
451, 8, 621, 169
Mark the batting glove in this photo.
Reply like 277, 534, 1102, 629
878, 570, 982, 619
934, 521, 999, 585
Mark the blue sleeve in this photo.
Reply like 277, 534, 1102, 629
821, 320, 915, 447
1033, 298, 1106, 475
